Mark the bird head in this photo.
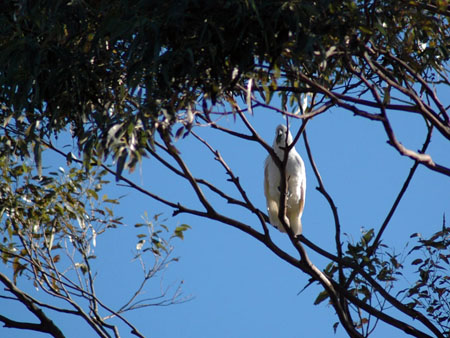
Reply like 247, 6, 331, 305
274, 124, 293, 149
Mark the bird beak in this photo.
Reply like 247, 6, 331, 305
276, 130, 283, 144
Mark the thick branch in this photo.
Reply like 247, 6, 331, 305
0, 273, 65, 338
0, 314, 62, 336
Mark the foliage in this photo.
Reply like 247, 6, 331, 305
1, 0, 448, 174
0, 0, 449, 337
0, 157, 117, 284
0, 149, 188, 337
403, 224, 450, 335
315, 229, 402, 334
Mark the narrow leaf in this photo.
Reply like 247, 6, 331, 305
314, 290, 329, 305
33, 141, 42, 178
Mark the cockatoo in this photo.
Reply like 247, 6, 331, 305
264, 125, 306, 236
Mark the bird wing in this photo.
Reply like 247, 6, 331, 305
298, 183, 305, 218
285, 166, 305, 235
263, 156, 270, 200
296, 155, 306, 218
264, 156, 285, 231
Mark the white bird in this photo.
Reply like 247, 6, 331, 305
264, 125, 306, 236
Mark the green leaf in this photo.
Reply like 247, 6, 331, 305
2, 114, 13, 127
383, 86, 391, 105
172, 224, 191, 240
87, 189, 98, 200
7, 223, 13, 240
115, 153, 127, 181
33, 141, 42, 178
77, 263, 88, 275
333, 322, 339, 334
314, 290, 329, 305
362, 228, 374, 246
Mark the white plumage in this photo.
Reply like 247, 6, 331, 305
264, 125, 306, 236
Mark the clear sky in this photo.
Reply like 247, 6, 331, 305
1, 100, 449, 338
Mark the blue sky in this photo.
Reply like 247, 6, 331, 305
0, 100, 449, 338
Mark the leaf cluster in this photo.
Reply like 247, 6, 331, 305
401, 225, 450, 335
0, 150, 121, 284
318, 229, 402, 304
134, 212, 190, 259
2, 0, 447, 175
0, 142, 190, 336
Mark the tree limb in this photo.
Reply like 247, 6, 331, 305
0, 273, 65, 338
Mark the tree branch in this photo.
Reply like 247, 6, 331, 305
356, 54, 450, 177
0, 273, 65, 338
302, 130, 351, 322
158, 125, 216, 214
371, 124, 434, 249
300, 236, 444, 338
363, 49, 450, 142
